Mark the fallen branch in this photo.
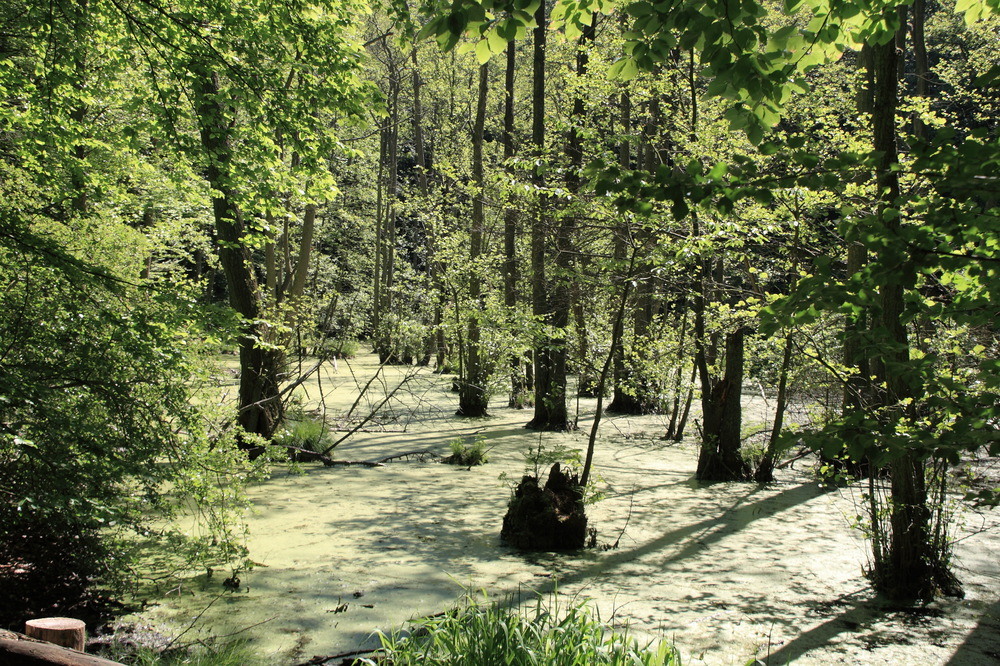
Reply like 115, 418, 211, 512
377, 450, 439, 463
246, 444, 385, 467
320, 372, 420, 456
776, 447, 812, 469
294, 646, 382, 666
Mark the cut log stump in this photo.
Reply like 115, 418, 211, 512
1, 626, 123, 665
25, 618, 86, 651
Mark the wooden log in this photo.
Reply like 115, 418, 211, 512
0, 629, 123, 665
25, 618, 86, 651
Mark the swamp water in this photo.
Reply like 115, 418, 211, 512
137, 354, 1000, 664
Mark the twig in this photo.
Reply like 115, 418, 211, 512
376, 450, 440, 463
609, 487, 636, 550
163, 593, 225, 650
320, 371, 421, 456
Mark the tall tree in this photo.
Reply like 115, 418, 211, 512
526, 0, 571, 431
457, 62, 491, 416
503, 39, 533, 408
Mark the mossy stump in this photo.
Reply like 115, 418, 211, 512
501, 463, 588, 551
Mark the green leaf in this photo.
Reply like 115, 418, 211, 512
626, 1, 655, 17
475, 38, 491, 63
608, 57, 639, 81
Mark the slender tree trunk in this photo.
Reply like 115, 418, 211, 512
754, 332, 793, 483
527, 0, 570, 431
581, 259, 635, 487
373, 125, 386, 358
869, 25, 944, 601
411, 48, 441, 368
672, 364, 697, 441
458, 63, 490, 417
912, 0, 929, 138
611, 89, 631, 404
383, 78, 400, 362
68, 0, 89, 216
504, 40, 531, 407
567, 23, 597, 399
664, 311, 689, 439
609, 96, 661, 415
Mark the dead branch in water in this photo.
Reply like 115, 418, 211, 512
295, 646, 382, 665
246, 444, 385, 467
376, 450, 440, 463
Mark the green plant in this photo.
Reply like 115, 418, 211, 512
443, 435, 489, 466
523, 435, 583, 479
368, 593, 678, 666
274, 403, 330, 453
334, 338, 361, 359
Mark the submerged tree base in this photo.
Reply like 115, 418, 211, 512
500, 463, 588, 551
867, 561, 964, 602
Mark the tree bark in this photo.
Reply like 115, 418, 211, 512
696, 327, 750, 481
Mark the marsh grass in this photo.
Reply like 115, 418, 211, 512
274, 405, 330, 453
443, 436, 490, 466
366, 593, 678, 666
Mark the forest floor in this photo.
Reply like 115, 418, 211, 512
133, 353, 1000, 665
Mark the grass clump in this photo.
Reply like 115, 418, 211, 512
443, 436, 489, 467
274, 403, 330, 453
367, 594, 677, 665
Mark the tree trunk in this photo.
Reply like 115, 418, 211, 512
868, 24, 946, 601
672, 364, 697, 441
696, 327, 750, 481
193, 68, 284, 441
912, 0, 929, 138
503, 40, 531, 408
458, 63, 490, 417
411, 48, 444, 369
664, 311, 689, 439
24, 619, 85, 652
609, 95, 661, 415
526, 0, 570, 431
567, 22, 598, 400
610, 90, 631, 407
755, 332, 793, 483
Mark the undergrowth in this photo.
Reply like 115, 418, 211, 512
365, 593, 678, 666
93, 635, 261, 665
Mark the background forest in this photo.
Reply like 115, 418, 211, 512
1, 0, 998, 659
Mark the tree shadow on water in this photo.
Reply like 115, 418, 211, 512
946, 597, 1000, 665
525, 481, 821, 591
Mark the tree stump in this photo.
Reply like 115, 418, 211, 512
25, 618, 85, 651
501, 463, 588, 551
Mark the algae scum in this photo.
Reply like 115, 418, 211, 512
137, 354, 1000, 665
